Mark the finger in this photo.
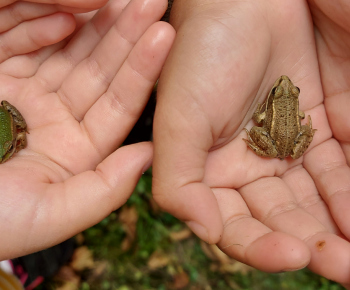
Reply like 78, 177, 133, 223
82, 21, 175, 158
0, 2, 58, 32
307, 234, 350, 285
58, 0, 168, 119
240, 177, 350, 284
0, 12, 75, 63
33, 0, 129, 91
215, 188, 310, 272
1, 142, 152, 260
281, 165, 340, 234
305, 138, 350, 239
281, 165, 350, 283
1, 0, 108, 11
240, 177, 327, 235
0, 41, 68, 77
153, 104, 224, 244
0, 0, 14, 9
152, 44, 225, 244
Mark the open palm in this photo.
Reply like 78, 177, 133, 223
0, 0, 175, 260
153, 0, 350, 285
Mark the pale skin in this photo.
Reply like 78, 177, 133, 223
4, 0, 350, 288
0, 0, 108, 12
0, 0, 175, 260
152, 0, 350, 287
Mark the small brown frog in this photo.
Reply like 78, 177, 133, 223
0, 100, 28, 163
243, 76, 316, 159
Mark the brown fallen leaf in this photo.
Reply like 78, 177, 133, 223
168, 271, 189, 289
75, 233, 85, 245
209, 244, 231, 264
0, 268, 23, 290
200, 242, 252, 274
70, 246, 94, 271
56, 281, 79, 290
121, 236, 133, 252
54, 266, 80, 290
119, 206, 138, 251
149, 196, 162, 213
169, 228, 192, 241
200, 241, 218, 261
90, 261, 109, 280
200, 241, 232, 263
147, 250, 171, 270
220, 261, 253, 275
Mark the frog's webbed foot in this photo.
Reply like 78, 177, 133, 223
299, 110, 305, 119
291, 115, 316, 159
243, 127, 278, 158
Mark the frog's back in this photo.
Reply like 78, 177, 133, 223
0, 108, 13, 147
270, 95, 301, 158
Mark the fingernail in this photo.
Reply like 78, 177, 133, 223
186, 221, 209, 243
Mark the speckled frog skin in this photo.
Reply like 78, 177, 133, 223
0, 100, 27, 163
243, 76, 316, 159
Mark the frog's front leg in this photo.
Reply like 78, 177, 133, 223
15, 131, 27, 152
252, 103, 266, 124
291, 115, 316, 159
243, 127, 278, 158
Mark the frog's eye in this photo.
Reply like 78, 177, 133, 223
292, 86, 300, 97
272, 86, 283, 97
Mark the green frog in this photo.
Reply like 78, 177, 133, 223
0, 100, 28, 163
243, 76, 316, 159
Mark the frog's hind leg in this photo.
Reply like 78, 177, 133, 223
243, 127, 278, 158
291, 115, 316, 159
